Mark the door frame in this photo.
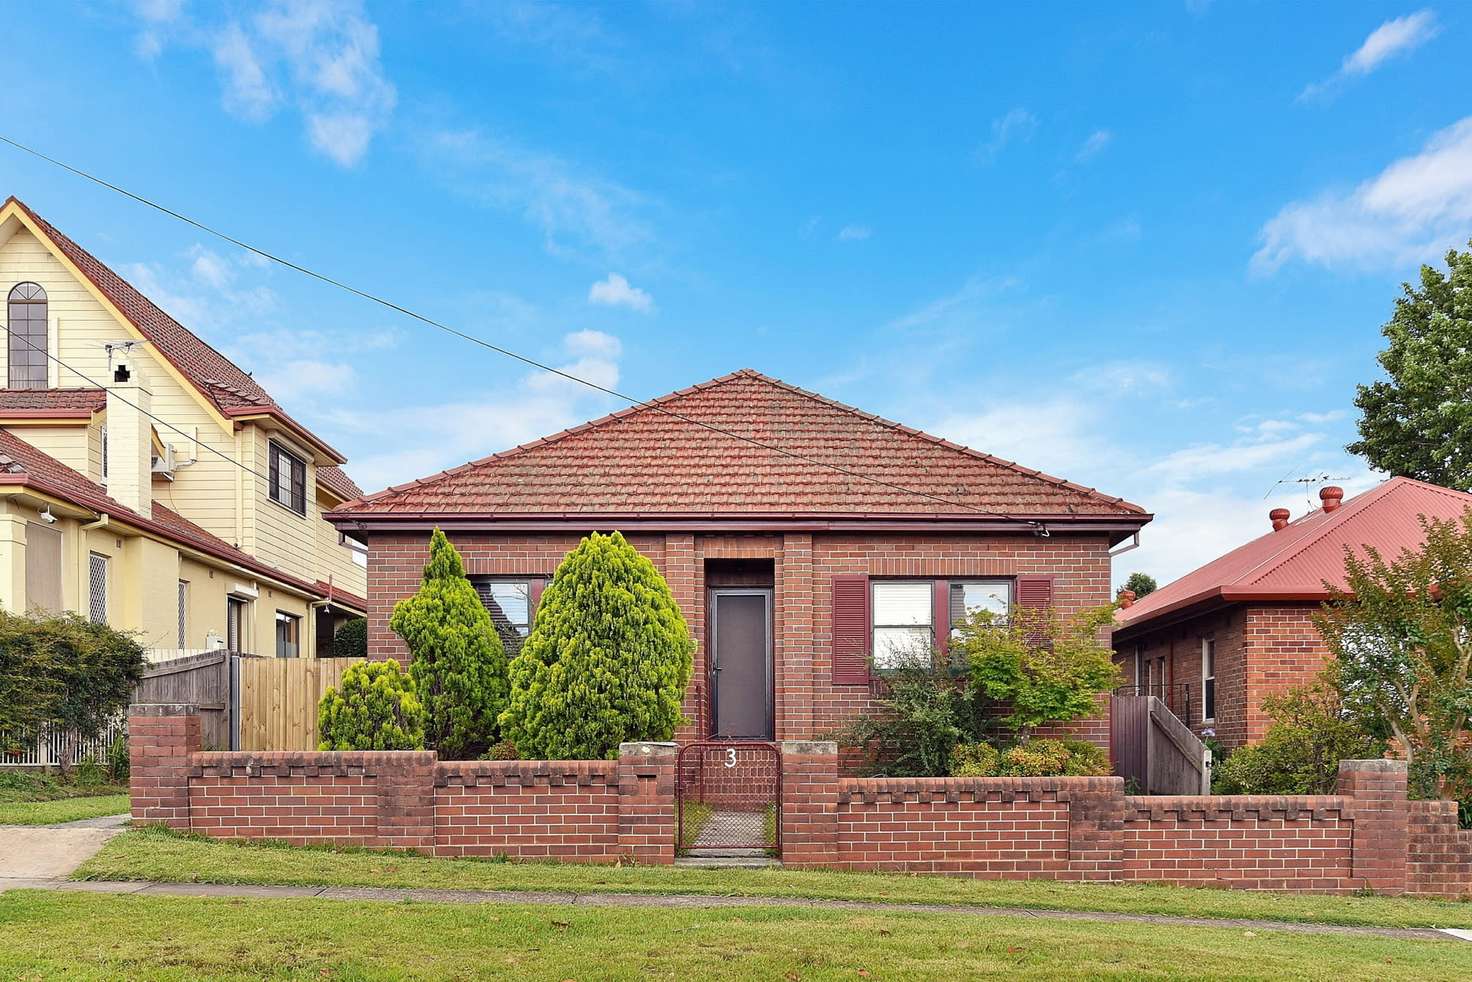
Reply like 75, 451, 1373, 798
707, 587, 774, 740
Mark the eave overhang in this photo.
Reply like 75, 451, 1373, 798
1112, 584, 1333, 643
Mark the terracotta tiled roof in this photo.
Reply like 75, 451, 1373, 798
314, 580, 367, 613
0, 388, 106, 416
317, 465, 363, 502
6, 198, 343, 460
1115, 477, 1472, 634
337, 369, 1146, 519
0, 428, 329, 600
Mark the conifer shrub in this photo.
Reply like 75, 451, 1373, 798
500, 531, 695, 759
329, 617, 368, 659
390, 529, 508, 759
317, 659, 426, 751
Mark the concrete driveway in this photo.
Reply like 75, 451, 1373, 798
0, 814, 126, 884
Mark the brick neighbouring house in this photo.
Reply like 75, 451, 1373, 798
328, 369, 1149, 745
1112, 477, 1472, 752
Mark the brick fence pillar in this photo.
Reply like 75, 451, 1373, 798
1338, 758, 1409, 895
128, 703, 201, 829
780, 740, 839, 868
1066, 778, 1125, 881
618, 741, 677, 864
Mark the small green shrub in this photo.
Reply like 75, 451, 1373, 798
391, 529, 508, 759
104, 733, 129, 783
831, 660, 973, 777
947, 738, 1109, 778
482, 740, 518, 761
330, 618, 368, 659
317, 660, 426, 751
500, 531, 694, 760
1214, 681, 1384, 795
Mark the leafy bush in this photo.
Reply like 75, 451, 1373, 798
955, 604, 1121, 738
831, 660, 974, 777
482, 740, 518, 761
317, 660, 426, 751
390, 529, 507, 759
104, 733, 129, 783
1214, 681, 1385, 795
0, 612, 145, 776
500, 531, 694, 760
949, 738, 1109, 778
330, 618, 368, 659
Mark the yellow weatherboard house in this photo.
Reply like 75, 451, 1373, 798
0, 196, 366, 659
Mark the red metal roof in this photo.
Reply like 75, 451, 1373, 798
0, 428, 333, 601
1115, 477, 1472, 634
0, 388, 106, 417
334, 369, 1148, 521
6, 197, 345, 462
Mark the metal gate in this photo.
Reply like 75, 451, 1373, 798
676, 741, 781, 854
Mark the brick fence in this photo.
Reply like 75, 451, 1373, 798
131, 705, 1470, 896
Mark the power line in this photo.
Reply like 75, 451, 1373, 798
0, 322, 277, 490
0, 134, 1058, 531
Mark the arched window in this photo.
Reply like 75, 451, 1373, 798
8, 282, 48, 389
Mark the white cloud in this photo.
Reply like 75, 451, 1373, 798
1253, 115, 1472, 273
930, 399, 1119, 487
836, 224, 872, 242
1145, 432, 1321, 485
977, 108, 1037, 163
1075, 129, 1113, 163
257, 359, 357, 403
1299, 10, 1439, 101
135, 0, 395, 167
588, 273, 654, 312
426, 128, 652, 260
335, 330, 623, 492
886, 274, 1022, 334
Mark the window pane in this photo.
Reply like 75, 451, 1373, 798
952, 580, 1011, 626
873, 627, 932, 669
872, 581, 931, 626
275, 612, 299, 658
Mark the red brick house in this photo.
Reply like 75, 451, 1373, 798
328, 370, 1149, 743
1112, 478, 1472, 752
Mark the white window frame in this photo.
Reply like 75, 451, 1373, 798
870, 579, 934, 672
1201, 637, 1216, 722
275, 610, 301, 659
949, 578, 1013, 629
88, 552, 108, 625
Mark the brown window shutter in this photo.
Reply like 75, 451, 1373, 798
1016, 575, 1054, 609
831, 574, 870, 684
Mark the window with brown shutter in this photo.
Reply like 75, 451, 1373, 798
831, 574, 870, 684
1016, 575, 1054, 643
268, 440, 307, 516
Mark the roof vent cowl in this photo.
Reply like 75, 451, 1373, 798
1320, 486, 1344, 513
1270, 508, 1291, 532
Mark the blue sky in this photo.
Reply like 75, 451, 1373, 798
2, 2, 1469, 586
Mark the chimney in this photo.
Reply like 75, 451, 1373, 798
1270, 507, 1291, 532
1319, 485, 1344, 513
1116, 587, 1137, 609
104, 344, 153, 516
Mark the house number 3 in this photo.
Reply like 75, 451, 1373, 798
724, 748, 738, 768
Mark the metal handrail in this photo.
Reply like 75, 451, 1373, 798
1113, 682, 1194, 728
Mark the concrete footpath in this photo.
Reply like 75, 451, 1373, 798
0, 814, 127, 880
0, 876, 1467, 944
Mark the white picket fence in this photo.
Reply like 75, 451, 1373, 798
0, 717, 127, 768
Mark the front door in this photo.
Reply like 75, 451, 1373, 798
710, 588, 773, 739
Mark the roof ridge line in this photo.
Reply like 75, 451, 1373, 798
733, 368, 1146, 514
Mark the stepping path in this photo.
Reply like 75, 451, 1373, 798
0, 815, 126, 882
1, 877, 1465, 944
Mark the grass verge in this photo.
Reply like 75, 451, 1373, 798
1, 890, 1466, 980
74, 827, 1472, 930
0, 794, 130, 826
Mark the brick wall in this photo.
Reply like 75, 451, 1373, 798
366, 529, 1115, 744
132, 708, 1470, 896
1114, 603, 1328, 752
1408, 799, 1472, 898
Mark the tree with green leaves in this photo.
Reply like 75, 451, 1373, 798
499, 531, 694, 760
1123, 572, 1158, 599
0, 612, 145, 775
954, 604, 1121, 739
389, 529, 507, 759
1348, 242, 1472, 489
318, 659, 426, 751
329, 617, 367, 659
1315, 511, 1472, 800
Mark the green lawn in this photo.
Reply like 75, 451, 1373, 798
0, 890, 1466, 980
0, 771, 129, 825
76, 827, 1472, 930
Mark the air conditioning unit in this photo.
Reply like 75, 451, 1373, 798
151, 444, 177, 480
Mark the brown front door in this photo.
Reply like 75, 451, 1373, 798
710, 588, 773, 740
